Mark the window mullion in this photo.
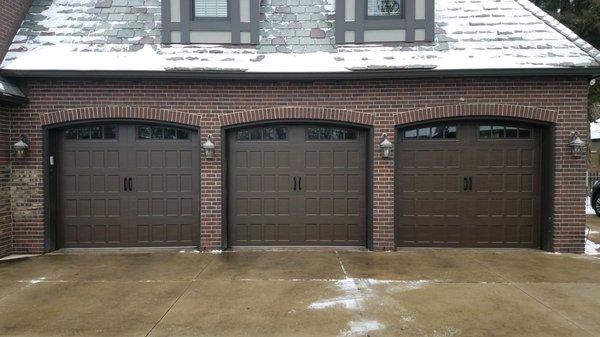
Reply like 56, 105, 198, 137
179, 0, 192, 43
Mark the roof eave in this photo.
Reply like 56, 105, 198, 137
1, 67, 600, 81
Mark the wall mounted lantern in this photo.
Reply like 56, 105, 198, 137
13, 135, 29, 159
202, 134, 215, 159
380, 133, 393, 158
569, 131, 585, 157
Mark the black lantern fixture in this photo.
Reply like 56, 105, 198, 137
202, 134, 215, 159
380, 133, 393, 158
569, 131, 585, 157
13, 135, 29, 159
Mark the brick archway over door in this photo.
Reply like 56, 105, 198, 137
41, 106, 223, 250
394, 104, 558, 125
219, 106, 375, 126
39, 106, 204, 127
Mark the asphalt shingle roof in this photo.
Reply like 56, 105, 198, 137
1, 0, 599, 73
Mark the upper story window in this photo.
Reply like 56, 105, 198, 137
162, 0, 259, 44
195, 0, 228, 17
335, 0, 434, 43
368, 0, 403, 17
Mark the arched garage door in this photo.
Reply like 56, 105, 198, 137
58, 124, 200, 248
395, 121, 541, 248
227, 124, 367, 246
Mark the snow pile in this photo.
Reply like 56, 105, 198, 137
585, 239, 600, 255
592, 120, 600, 140
586, 197, 596, 215
340, 320, 384, 337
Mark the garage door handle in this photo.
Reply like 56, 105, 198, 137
124, 178, 128, 191
298, 177, 302, 191
468, 177, 473, 191
293, 177, 297, 191
463, 177, 468, 191
128, 177, 133, 191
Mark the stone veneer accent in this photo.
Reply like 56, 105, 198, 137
258, 0, 336, 53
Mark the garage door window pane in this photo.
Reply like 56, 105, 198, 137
263, 127, 287, 140
479, 125, 531, 139
518, 128, 531, 138
104, 126, 117, 139
138, 126, 191, 140
444, 126, 457, 139
479, 126, 491, 138
65, 129, 78, 139
417, 128, 430, 139
404, 129, 417, 139
506, 126, 518, 138
431, 127, 443, 139
65, 126, 118, 140
404, 125, 456, 140
237, 127, 287, 141
306, 127, 357, 140
492, 126, 505, 138
78, 128, 90, 139
90, 127, 103, 139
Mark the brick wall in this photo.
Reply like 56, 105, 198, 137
0, 106, 12, 257
0, 0, 32, 61
8, 76, 590, 253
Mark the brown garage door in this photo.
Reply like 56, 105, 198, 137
228, 125, 367, 246
58, 124, 200, 248
396, 121, 541, 248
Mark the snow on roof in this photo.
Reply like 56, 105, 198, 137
1, 0, 599, 73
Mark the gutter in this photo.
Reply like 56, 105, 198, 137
1, 67, 600, 81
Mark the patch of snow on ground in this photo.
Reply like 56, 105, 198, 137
29, 277, 46, 284
339, 320, 384, 337
210, 250, 223, 254
586, 197, 596, 215
586, 239, 600, 255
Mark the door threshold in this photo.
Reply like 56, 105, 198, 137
51, 246, 199, 254
229, 246, 368, 252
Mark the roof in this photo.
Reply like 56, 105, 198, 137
1, 0, 599, 75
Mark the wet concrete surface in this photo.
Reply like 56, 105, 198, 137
0, 249, 599, 337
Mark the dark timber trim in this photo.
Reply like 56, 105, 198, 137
43, 128, 57, 252
162, 0, 259, 44
335, 0, 434, 43
221, 119, 374, 250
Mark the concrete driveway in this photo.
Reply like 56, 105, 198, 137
1, 249, 600, 337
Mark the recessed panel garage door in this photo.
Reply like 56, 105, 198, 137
58, 124, 200, 248
395, 122, 540, 248
228, 125, 367, 246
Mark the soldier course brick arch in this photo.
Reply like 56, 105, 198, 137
219, 106, 375, 126
39, 106, 204, 127
394, 104, 558, 126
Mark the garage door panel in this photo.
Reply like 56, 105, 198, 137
59, 124, 200, 248
228, 125, 366, 246
396, 122, 540, 248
